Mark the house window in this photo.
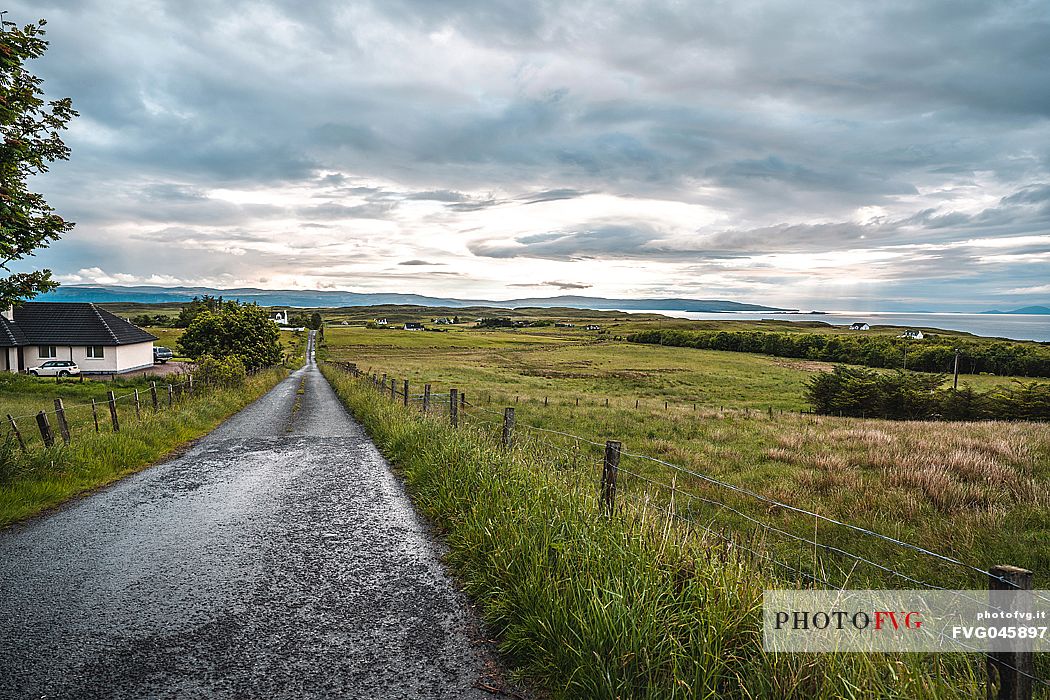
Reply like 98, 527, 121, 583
38, 345, 57, 358
86, 346, 105, 359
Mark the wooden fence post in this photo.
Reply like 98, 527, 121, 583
987, 565, 1034, 700
382, 373, 387, 393
502, 407, 515, 448
7, 414, 26, 452
450, 388, 459, 428
423, 384, 431, 413
134, 389, 142, 419
390, 378, 395, 401
188, 374, 194, 397
460, 391, 466, 408
403, 380, 409, 407
544, 396, 548, 407
36, 411, 54, 447
107, 391, 120, 432
604, 398, 609, 408
150, 382, 159, 411
168, 384, 174, 408
601, 440, 621, 515
53, 398, 71, 445
91, 399, 100, 432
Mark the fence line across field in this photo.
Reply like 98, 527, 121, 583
356, 362, 1017, 584
346, 360, 1049, 697
350, 361, 1050, 684
3, 373, 209, 451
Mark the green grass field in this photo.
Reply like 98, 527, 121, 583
323, 365, 997, 699
319, 322, 1050, 697
321, 324, 1050, 591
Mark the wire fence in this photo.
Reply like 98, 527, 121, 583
340, 361, 1050, 695
2, 367, 273, 453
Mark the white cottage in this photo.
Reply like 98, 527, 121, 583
0, 302, 156, 375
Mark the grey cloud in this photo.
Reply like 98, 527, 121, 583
519, 188, 588, 204
508, 280, 591, 289
398, 259, 443, 265
297, 202, 398, 220
470, 223, 668, 260
1001, 184, 1050, 206
405, 190, 470, 202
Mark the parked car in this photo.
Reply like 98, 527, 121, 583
153, 346, 174, 364
27, 360, 80, 377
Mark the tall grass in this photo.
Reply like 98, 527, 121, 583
0, 368, 286, 526
322, 364, 987, 699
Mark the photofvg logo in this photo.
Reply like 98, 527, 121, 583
763, 590, 1050, 653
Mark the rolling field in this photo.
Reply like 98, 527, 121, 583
321, 323, 1050, 591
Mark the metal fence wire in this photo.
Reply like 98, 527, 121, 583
348, 362, 1050, 693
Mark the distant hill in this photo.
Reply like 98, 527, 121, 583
35, 285, 789, 313
981, 305, 1050, 315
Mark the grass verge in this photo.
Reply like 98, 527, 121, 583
0, 367, 287, 526
321, 363, 988, 699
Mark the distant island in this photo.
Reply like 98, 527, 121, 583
35, 284, 789, 314
981, 305, 1050, 315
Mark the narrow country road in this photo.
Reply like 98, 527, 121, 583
0, 333, 515, 699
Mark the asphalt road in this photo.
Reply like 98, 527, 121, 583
0, 332, 515, 699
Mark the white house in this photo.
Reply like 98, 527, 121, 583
849, 322, 870, 331
271, 310, 289, 325
0, 302, 156, 375
899, 329, 924, 340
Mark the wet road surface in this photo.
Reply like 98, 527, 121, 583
0, 333, 513, 699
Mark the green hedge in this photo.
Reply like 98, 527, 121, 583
627, 329, 1050, 377
805, 366, 1050, 420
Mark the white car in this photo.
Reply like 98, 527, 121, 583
27, 360, 81, 377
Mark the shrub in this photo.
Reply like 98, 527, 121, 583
193, 354, 247, 388
805, 367, 1050, 421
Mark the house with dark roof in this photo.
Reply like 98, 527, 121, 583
0, 302, 157, 375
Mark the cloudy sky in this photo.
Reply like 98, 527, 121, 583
8, 0, 1050, 310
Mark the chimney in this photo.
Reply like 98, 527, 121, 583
2, 305, 13, 322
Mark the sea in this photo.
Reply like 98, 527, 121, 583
626, 310, 1050, 343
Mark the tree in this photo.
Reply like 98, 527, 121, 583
177, 302, 282, 371
0, 16, 77, 307
175, 294, 224, 328
309, 312, 322, 330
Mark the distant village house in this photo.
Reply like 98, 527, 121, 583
898, 329, 924, 340
849, 322, 870, 331
585, 324, 601, 331
403, 322, 424, 331
271, 310, 289, 325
